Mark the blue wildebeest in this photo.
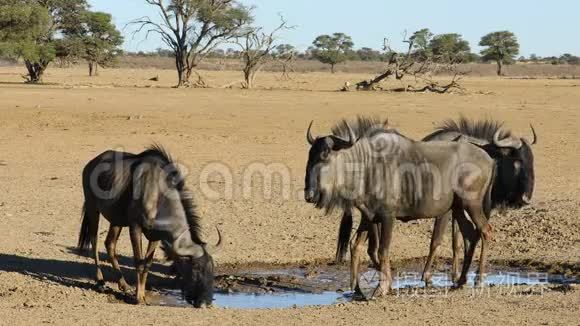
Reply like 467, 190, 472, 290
334, 117, 537, 287
78, 145, 221, 307
305, 119, 495, 297
423, 117, 536, 208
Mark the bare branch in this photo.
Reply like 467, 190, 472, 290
129, 0, 253, 87
236, 16, 293, 88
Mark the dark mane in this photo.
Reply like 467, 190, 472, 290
141, 144, 204, 245
331, 116, 390, 139
426, 117, 511, 142
331, 115, 414, 142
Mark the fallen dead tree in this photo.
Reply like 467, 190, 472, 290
352, 32, 467, 93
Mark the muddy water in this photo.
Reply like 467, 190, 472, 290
151, 263, 578, 309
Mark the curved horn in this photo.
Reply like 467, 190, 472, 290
205, 227, 223, 256
456, 135, 490, 146
493, 130, 522, 149
382, 118, 389, 128
306, 120, 315, 145
173, 243, 205, 259
345, 121, 357, 146
528, 124, 537, 145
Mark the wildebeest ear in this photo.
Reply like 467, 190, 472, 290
456, 135, 490, 146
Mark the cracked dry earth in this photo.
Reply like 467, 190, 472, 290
0, 67, 578, 325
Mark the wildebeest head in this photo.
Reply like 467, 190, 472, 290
170, 229, 222, 308
485, 125, 537, 207
304, 120, 357, 207
136, 146, 222, 308
431, 119, 537, 208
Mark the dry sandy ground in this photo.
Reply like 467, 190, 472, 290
0, 67, 579, 325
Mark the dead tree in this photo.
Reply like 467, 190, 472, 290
273, 45, 296, 80
236, 17, 292, 89
354, 34, 465, 93
131, 0, 252, 88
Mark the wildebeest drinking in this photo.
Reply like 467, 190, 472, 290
305, 118, 495, 297
77, 145, 221, 307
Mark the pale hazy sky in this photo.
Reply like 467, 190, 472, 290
89, 0, 579, 57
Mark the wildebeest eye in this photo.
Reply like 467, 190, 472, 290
321, 150, 330, 161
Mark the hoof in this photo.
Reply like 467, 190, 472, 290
134, 296, 147, 305
422, 273, 432, 288
450, 284, 464, 291
352, 291, 367, 301
118, 280, 130, 293
371, 286, 390, 298
94, 281, 106, 293
482, 224, 493, 241
451, 274, 461, 284
451, 280, 467, 290
351, 286, 367, 301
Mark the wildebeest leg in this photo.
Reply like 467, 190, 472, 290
129, 224, 146, 304
474, 233, 488, 287
140, 240, 159, 295
452, 206, 478, 287
374, 212, 395, 297
465, 205, 489, 287
105, 225, 129, 292
350, 219, 369, 296
86, 206, 105, 292
367, 222, 380, 269
335, 208, 353, 263
422, 213, 451, 287
465, 202, 492, 241
355, 204, 380, 268
451, 216, 462, 283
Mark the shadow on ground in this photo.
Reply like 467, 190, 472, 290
0, 252, 176, 302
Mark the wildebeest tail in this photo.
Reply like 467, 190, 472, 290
335, 209, 353, 263
77, 202, 96, 253
483, 164, 496, 220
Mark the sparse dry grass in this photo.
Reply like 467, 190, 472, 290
0, 67, 579, 325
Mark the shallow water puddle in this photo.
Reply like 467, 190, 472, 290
152, 264, 577, 309
156, 290, 347, 309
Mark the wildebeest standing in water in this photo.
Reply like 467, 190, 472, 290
418, 118, 537, 283
423, 118, 537, 207
305, 119, 495, 297
334, 117, 537, 286
77, 145, 221, 307
330, 117, 466, 286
